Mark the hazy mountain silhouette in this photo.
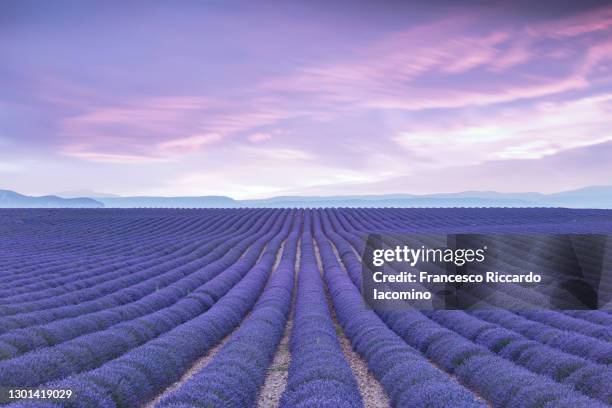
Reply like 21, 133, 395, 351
98, 196, 236, 208
54, 189, 120, 198
2, 186, 612, 208
0, 190, 103, 208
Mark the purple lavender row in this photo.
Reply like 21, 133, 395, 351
352, 208, 612, 352
7, 211, 296, 408
0, 210, 270, 316
0, 211, 290, 388
155, 211, 301, 407
0, 210, 273, 335
279, 211, 363, 408
426, 310, 611, 404
471, 309, 611, 364
313, 212, 486, 408
0, 209, 239, 293
0, 210, 257, 300
3, 210, 264, 330
336, 216, 612, 369
0, 211, 262, 296
563, 310, 612, 326
0, 211, 281, 360
0, 210, 216, 279
325, 209, 609, 408
516, 310, 612, 341
344, 207, 612, 322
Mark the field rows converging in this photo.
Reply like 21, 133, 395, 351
0, 208, 611, 408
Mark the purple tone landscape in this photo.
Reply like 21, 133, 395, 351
2, 3, 612, 407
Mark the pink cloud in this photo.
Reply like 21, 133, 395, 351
57, 6, 612, 169
528, 5, 612, 38
247, 132, 272, 143
61, 147, 170, 164
392, 92, 612, 171
439, 32, 509, 74
256, 8, 612, 113
7, 2, 612, 198
580, 40, 612, 75
489, 42, 532, 71
58, 97, 306, 162
262, 18, 508, 90
285, 141, 612, 197
364, 75, 589, 111
157, 133, 222, 153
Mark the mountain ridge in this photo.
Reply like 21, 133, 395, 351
0, 190, 104, 208
2, 185, 612, 208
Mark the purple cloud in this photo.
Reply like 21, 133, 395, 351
1, 1, 611, 197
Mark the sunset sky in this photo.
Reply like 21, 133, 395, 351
2, 1, 612, 198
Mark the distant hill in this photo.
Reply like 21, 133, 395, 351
545, 186, 612, 208
241, 196, 542, 208
98, 196, 236, 208
244, 187, 612, 208
2, 185, 612, 208
54, 189, 120, 198
94, 186, 612, 208
0, 190, 104, 208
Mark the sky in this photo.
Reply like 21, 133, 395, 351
1, 0, 612, 198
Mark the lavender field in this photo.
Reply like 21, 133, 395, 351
1, 208, 611, 408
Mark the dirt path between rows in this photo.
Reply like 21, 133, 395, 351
142, 324, 237, 408
257, 320, 292, 407
314, 238, 392, 407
